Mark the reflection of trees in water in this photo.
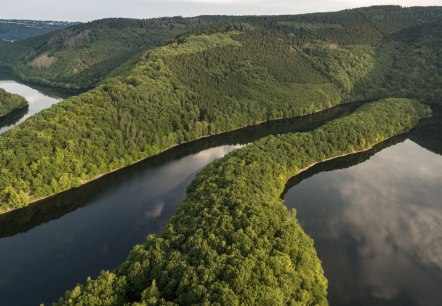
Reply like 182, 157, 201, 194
282, 125, 442, 306
283, 104, 442, 196
0, 69, 81, 99
0, 104, 28, 131
410, 105, 442, 156
282, 133, 407, 196
0, 100, 365, 238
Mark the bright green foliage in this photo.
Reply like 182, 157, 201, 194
56, 99, 430, 305
0, 88, 27, 117
303, 44, 375, 94
0, 28, 365, 212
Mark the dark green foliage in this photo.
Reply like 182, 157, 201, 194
2, 6, 442, 90
0, 88, 27, 117
56, 99, 429, 305
0, 16, 237, 89
348, 19, 442, 104
0, 6, 440, 210
0, 29, 364, 212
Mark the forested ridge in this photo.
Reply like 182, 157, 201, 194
0, 5, 441, 212
0, 88, 27, 117
0, 28, 373, 212
0, 16, 237, 89
0, 5, 441, 90
55, 99, 430, 305
0, 6, 439, 305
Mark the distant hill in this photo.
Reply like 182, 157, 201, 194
1, 6, 441, 92
0, 16, 237, 89
0, 19, 74, 42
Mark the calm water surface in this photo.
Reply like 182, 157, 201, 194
0, 79, 439, 305
0, 80, 60, 133
284, 109, 442, 306
0, 96, 361, 305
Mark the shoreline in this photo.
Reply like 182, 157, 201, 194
279, 114, 432, 200
0, 103, 28, 120
3, 99, 367, 213
0, 98, 422, 215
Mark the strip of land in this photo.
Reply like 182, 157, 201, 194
0, 88, 27, 118
56, 98, 430, 305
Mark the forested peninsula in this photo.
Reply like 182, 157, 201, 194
56, 98, 430, 305
0, 88, 27, 117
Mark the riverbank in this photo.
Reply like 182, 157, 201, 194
0, 102, 28, 120
57, 98, 430, 305
16, 99, 368, 214
0, 87, 28, 118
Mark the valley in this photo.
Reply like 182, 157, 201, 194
0, 5, 440, 305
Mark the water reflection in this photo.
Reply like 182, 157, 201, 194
410, 105, 442, 156
0, 145, 240, 306
0, 101, 364, 305
284, 112, 442, 305
0, 100, 363, 239
0, 104, 28, 129
0, 80, 61, 133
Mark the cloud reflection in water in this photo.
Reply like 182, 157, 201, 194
285, 139, 442, 305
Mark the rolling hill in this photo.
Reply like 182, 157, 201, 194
0, 16, 237, 89
0, 5, 441, 212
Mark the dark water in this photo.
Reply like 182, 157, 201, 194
283, 107, 442, 306
0, 100, 363, 305
0, 79, 61, 133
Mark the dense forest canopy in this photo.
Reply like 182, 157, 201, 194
0, 6, 439, 305
56, 99, 430, 305
0, 16, 238, 89
0, 30, 371, 211
0, 5, 441, 212
0, 88, 27, 117
0, 5, 441, 90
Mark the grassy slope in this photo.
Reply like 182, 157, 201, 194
56, 99, 430, 305
0, 88, 27, 117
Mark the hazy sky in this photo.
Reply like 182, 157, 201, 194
1, 0, 441, 22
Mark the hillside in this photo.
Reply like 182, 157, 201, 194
0, 5, 441, 212
56, 99, 430, 305
0, 19, 73, 43
0, 16, 236, 89
1, 6, 442, 91
0, 88, 28, 117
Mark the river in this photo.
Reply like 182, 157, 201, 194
0, 78, 61, 134
283, 107, 442, 306
0, 82, 364, 306
0, 78, 440, 305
